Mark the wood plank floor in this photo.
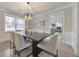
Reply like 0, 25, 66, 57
0, 41, 76, 57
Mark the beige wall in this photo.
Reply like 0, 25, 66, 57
0, 12, 10, 43
64, 7, 72, 31
63, 3, 78, 56
63, 7, 73, 46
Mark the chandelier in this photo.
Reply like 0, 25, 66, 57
24, 2, 33, 20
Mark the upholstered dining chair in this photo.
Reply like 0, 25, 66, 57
14, 34, 32, 57
37, 32, 60, 57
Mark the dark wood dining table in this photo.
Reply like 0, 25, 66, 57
25, 31, 51, 57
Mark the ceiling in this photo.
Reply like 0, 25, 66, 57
0, 2, 71, 17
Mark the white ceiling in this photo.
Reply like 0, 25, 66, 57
0, 2, 71, 17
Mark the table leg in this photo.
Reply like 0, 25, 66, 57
32, 41, 38, 57
32, 41, 42, 57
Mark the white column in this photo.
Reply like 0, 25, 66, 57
71, 3, 78, 55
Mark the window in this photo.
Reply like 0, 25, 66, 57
16, 18, 25, 31
5, 16, 15, 32
15, 18, 25, 36
5, 16, 25, 35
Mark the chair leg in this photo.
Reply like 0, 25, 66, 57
17, 51, 20, 57
16, 49, 32, 57
55, 50, 58, 57
26, 52, 32, 57
15, 50, 20, 57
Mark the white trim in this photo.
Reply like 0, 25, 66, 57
0, 7, 22, 18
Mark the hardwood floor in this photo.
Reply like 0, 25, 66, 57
0, 40, 76, 57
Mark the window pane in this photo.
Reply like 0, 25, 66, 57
5, 16, 25, 35
16, 19, 25, 31
16, 19, 25, 36
5, 16, 15, 32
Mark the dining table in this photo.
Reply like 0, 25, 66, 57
25, 31, 51, 57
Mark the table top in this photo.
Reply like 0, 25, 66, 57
25, 31, 51, 42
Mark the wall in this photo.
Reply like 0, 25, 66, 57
32, 15, 50, 33
0, 12, 10, 43
0, 7, 22, 43
63, 7, 73, 46
76, 3, 79, 56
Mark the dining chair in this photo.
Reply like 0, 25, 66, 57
14, 34, 32, 57
37, 32, 60, 57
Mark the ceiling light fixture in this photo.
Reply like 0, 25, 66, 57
24, 2, 32, 20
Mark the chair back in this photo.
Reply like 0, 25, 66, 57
49, 32, 60, 54
14, 34, 31, 51
40, 32, 60, 55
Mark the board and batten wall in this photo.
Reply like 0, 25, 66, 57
62, 3, 79, 56
0, 12, 10, 43
63, 7, 73, 46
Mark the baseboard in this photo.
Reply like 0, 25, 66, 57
62, 42, 73, 49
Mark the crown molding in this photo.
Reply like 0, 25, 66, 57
0, 7, 23, 18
